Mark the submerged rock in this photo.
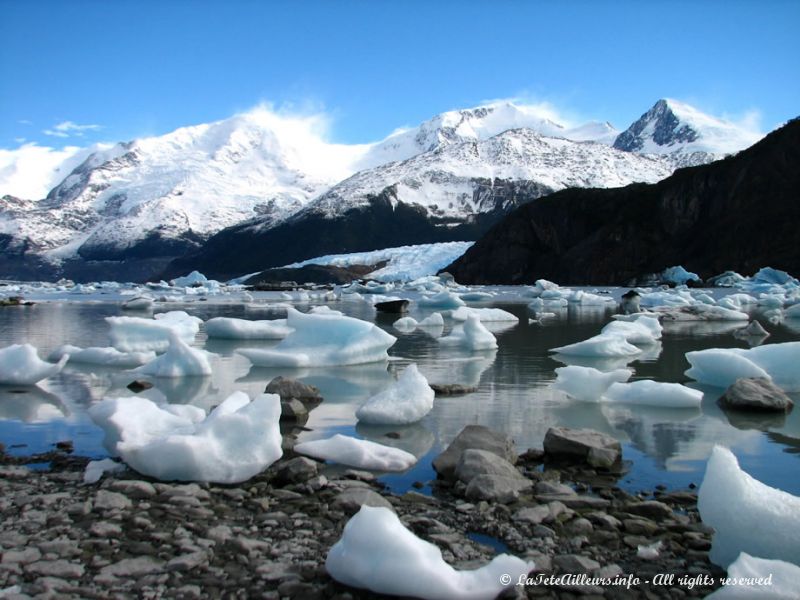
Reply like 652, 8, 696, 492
718, 377, 794, 412
374, 299, 410, 314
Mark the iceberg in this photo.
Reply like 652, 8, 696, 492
602, 315, 662, 344
705, 553, 800, 599
171, 271, 209, 287
48, 345, 155, 368
550, 333, 641, 358
237, 308, 396, 367
326, 506, 533, 600
204, 317, 292, 339
356, 364, 434, 425
660, 265, 701, 286
685, 341, 800, 392
0, 344, 68, 386
450, 307, 519, 323
437, 315, 498, 350
603, 380, 703, 408
294, 434, 416, 471
106, 311, 202, 352
553, 366, 632, 403
418, 291, 465, 309
133, 334, 214, 377
393, 316, 418, 332
417, 312, 445, 327
698, 446, 800, 568
89, 392, 282, 483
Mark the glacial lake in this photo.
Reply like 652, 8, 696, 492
1, 288, 799, 497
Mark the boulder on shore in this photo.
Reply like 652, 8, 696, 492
718, 377, 794, 413
543, 427, 622, 468
432, 425, 517, 481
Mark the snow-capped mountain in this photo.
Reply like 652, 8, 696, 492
0, 98, 765, 282
613, 98, 763, 161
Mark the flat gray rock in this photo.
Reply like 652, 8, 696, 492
265, 376, 322, 403
464, 474, 532, 504
718, 377, 794, 412
332, 488, 394, 514
455, 449, 524, 484
433, 425, 517, 480
543, 427, 621, 466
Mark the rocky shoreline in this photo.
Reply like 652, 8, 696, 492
0, 425, 726, 600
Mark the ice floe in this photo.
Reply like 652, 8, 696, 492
685, 341, 800, 392
603, 380, 703, 408
356, 364, 434, 425
106, 311, 202, 353
450, 306, 519, 323
294, 434, 416, 471
553, 366, 632, 403
48, 345, 155, 368
438, 315, 498, 350
133, 334, 214, 377
698, 446, 800, 568
204, 317, 292, 339
90, 392, 282, 483
326, 506, 533, 600
0, 344, 68, 386
237, 308, 396, 367
83, 458, 126, 484
419, 291, 465, 309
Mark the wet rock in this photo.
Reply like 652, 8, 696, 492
280, 399, 309, 423
166, 551, 209, 572
25, 559, 85, 579
98, 556, 164, 579
265, 377, 322, 404
2, 547, 41, 564
109, 479, 157, 499
553, 554, 600, 574
514, 504, 551, 525
274, 457, 319, 484
565, 517, 594, 535
433, 425, 517, 480
126, 380, 154, 393
464, 474, 531, 504
429, 384, 478, 396
718, 377, 794, 412
455, 449, 525, 484
332, 488, 393, 515
624, 500, 673, 520
534, 481, 576, 496
543, 427, 621, 467
93, 490, 132, 511
374, 299, 409, 314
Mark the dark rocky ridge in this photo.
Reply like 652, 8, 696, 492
164, 179, 552, 282
444, 117, 800, 285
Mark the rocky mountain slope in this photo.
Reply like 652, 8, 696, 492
443, 118, 799, 285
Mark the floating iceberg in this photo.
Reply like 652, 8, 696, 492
603, 380, 703, 408
698, 446, 800, 568
0, 344, 68, 386
204, 317, 292, 340
237, 308, 396, 367
356, 364, 434, 425
437, 315, 497, 350
106, 311, 202, 353
326, 506, 533, 600
90, 392, 282, 483
550, 333, 641, 358
450, 307, 519, 323
553, 366, 632, 403
48, 345, 155, 368
121, 296, 154, 311
459, 291, 494, 301
294, 434, 416, 471
418, 312, 445, 327
132, 334, 213, 378
602, 315, 662, 344
567, 290, 615, 305
705, 553, 800, 599
660, 265, 700, 286
418, 291, 465, 309
685, 341, 800, 392
393, 317, 418, 332
171, 271, 209, 287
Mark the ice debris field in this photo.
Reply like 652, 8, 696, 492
2, 260, 800, 596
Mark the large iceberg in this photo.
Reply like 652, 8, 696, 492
106, 311, 202, 353
89, 392, 282, 483
48, 345, 155, 368
603, 380, 703, 408
550, 333, 641, 358
133, 334, 214, 377
237, 308, 396, 367
698, 446, 800, 568
601, 315, 662, 344
326, 506, 533, 600
553, 366, 632, 402
705, 553, 800, 599
685, 341, 800, 392
419, 291, 465, 309
450, 307, 519, 323
294, 434, 416, 471
356, 364, 434, 425
0, 344, 68, 386
204, 317, 292, 340
437, 315, 497, 350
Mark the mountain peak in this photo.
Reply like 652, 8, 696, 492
613, 98, 763, 156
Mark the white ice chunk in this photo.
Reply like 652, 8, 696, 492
685, 341, 800, 392
698, 446, 800, 568
309, 306, 343, 316
705, 553, 800, 599
567, 290, 615, 305
418, 291, 465, 309
121, 296, 154, 311
550, 333, 641, 358
417, 312, 445, 327
437, 315, 498, 350
603, 380, 703, 408
204, 317, 292, 340
236, 308, 396, 367
171, 271, 208, 287
785, 303, 800, 319
294, 434, 416, 471
636, 541, 663, 560
48, 345, 155, 368
133, 334, 213, 377
459, 291, 494, 301
450, 307, 519, 322
553, 366, 632, 403
393, 316, 418, 332
660, 266, 700, 286
356, 364, 434, 425
90, 392, 282, 483
326, 506, 534, 600
601, 315, 662, 344
0, 344, 68, 386
83, 458, 126, 484
106, 311, 202, 352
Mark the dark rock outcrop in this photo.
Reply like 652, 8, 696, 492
718, 377, 794, 412
444, 118, 800, 285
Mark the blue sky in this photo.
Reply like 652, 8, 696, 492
1, 0, 798, 149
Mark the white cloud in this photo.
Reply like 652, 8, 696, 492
0, 142, 108, 200
43, 120, 102, 138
